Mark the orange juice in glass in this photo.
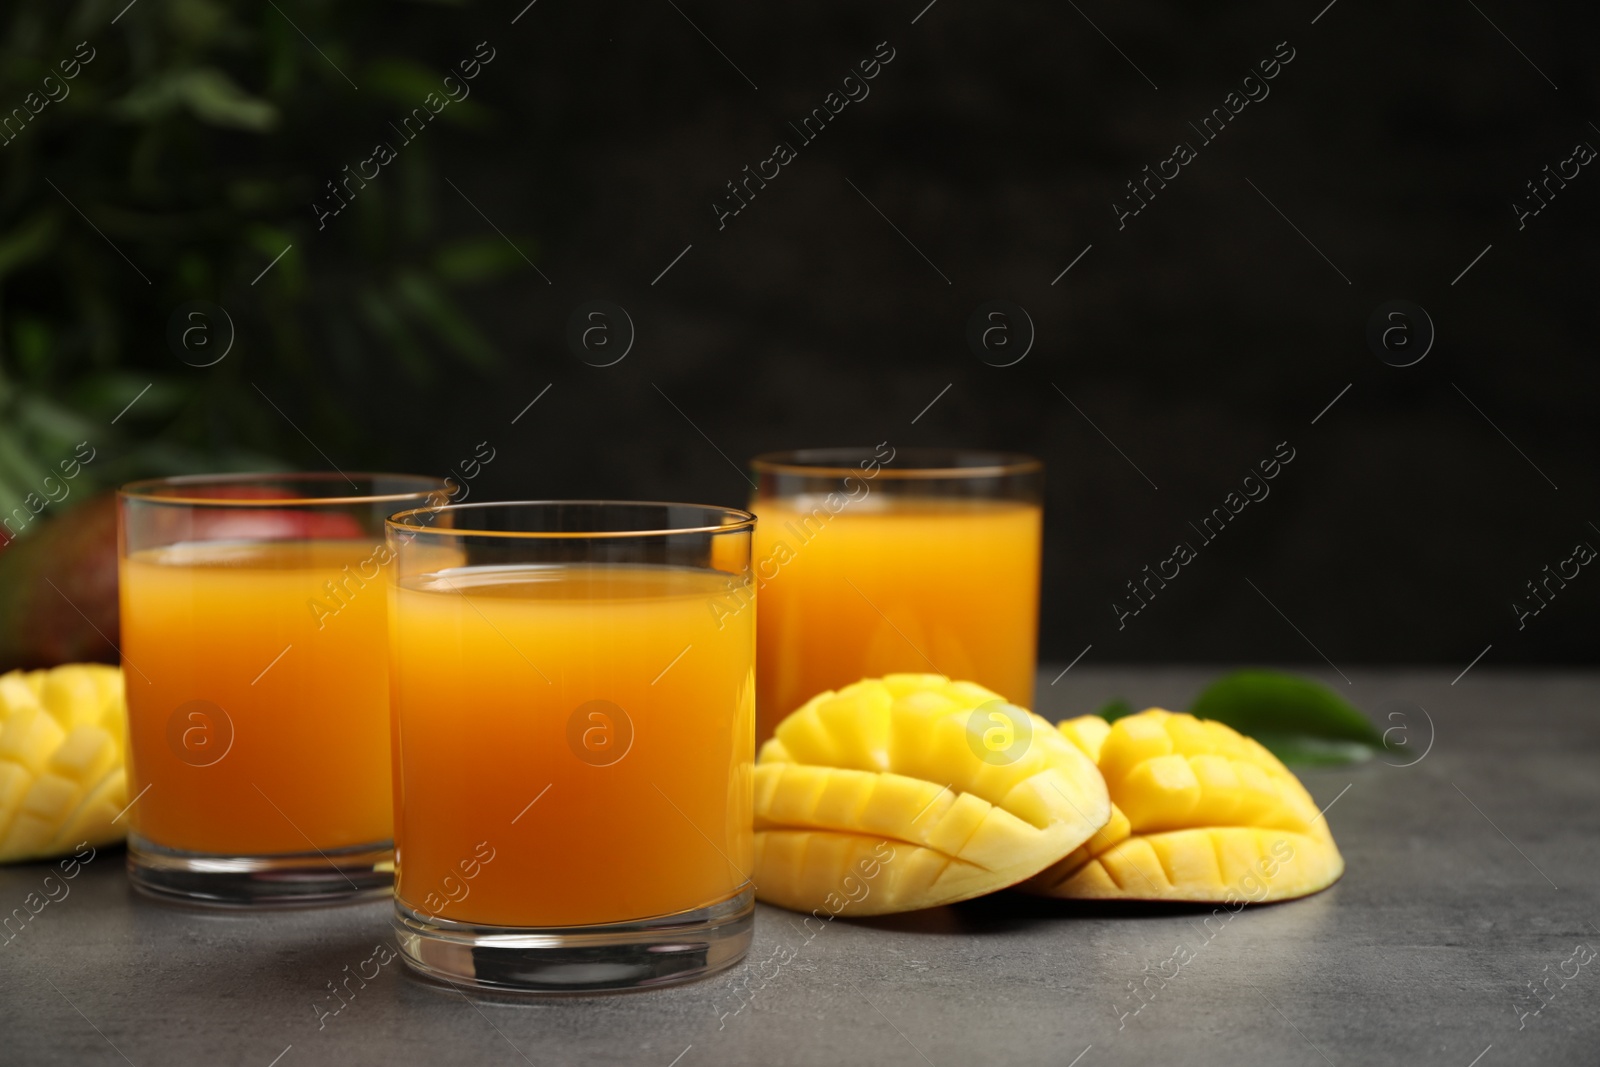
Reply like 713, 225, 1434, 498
751, 449, 1043, 740
117, 473, 447, 905
387, 501, 755, 992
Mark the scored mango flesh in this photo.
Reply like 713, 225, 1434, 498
754, 675, 1111, 916
0, 664, 128, 864
1023, 709, 1343, 903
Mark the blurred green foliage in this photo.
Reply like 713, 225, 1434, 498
0, 0, 524, 537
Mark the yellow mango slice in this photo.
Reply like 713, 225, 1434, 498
754, 675, 1111, 915
42, 668, 106, 730
0, 706, 66, 773
1024, 708, 1343, 903
0, 664, 128, 863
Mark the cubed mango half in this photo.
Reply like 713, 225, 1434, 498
0, 664, 128, 864
754, 675, 1111, 915
1024, 708, 1343, 903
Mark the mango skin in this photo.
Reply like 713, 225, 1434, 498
754, 675, 1111, 916
0, 664, 128, 864
1024, 709, 1344, 903
0, 495, 120, 672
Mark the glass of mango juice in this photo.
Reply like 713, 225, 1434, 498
750, 448, 1043, 741
386, 501, 756, 992
116, 473, 450, 905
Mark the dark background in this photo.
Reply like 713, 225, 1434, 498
3, 1, 1596, 667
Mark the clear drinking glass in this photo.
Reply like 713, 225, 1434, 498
117, 472, 449, 905
386, 501, 756, 992
750, 448, 1043, 740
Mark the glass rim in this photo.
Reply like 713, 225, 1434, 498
750, 448, 1042, 480
118, 471, 449, 507
386, 499, 758, 540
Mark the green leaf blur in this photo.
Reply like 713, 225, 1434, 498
0, 0, 531, 536
1189, 669, 1387, 765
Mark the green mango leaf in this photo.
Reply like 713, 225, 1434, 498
0, 213, 59, 279
64, 376, 186, 425
114, 69, 277, 131
10, 317, 53, 378
361, 60, 490, 128
0, 426, 50, 488
1094, 697, 1135, 723
1244, 733, 1376, 767
394, 272, 499, 372
180, 69, 279, 131
357, 288, 431, 383
1189, 669, 1386, 765
13, 390, 100, 442
363, 60, 455, 107
244, 225, 301, 292
435, 238, 528, 283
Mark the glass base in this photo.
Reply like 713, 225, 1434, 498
393, 885, 754, 993
127, 833, 394, 907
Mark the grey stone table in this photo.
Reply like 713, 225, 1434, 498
4, 667, 1597, 1067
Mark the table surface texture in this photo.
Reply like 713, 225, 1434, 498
2, 667, 1596, 1067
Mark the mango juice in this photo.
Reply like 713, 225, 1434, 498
752, 496, 1041, 738
120, 540, 395, 855
389, 563, 754, 929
